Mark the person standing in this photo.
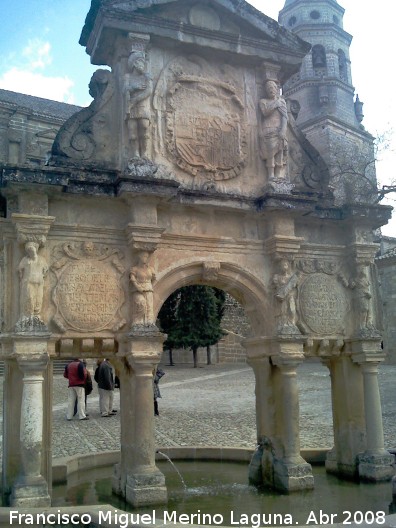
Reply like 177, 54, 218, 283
94, 359, 116, 417
73, 361, 93, 417
64, 358, 89, 421
153, 368, 165, 416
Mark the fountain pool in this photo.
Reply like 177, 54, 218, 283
52, 459, 395, 526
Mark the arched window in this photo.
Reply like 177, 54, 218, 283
338, 49, 347, 81
312, 45, 326, 69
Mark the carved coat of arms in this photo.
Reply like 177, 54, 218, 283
166, 76, 246, 180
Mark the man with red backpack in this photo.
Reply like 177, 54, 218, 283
64, 358, 89, 421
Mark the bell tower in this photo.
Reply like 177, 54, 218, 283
278, 0, 374, 198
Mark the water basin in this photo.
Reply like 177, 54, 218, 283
52, 461, 395, 526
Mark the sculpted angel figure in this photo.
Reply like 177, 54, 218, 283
259, 79, 288, 181
124, 50, 153, 158
129, 250, 156, 326
18, 241, 48, 320
272, 258, 300, 334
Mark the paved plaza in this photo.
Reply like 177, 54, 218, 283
51, 361, 396, 460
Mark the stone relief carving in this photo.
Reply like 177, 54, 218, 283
16, 241, 49, 333
258, 80, 288, 182
202, 261, 221, 282
272, 258, 300, 335
51, 69, 115, 163
296, 258, 340, 275
154, 55, 246, 185
51, 242, 126, 333
124, 47, 153, 159
129, 250, 156, 327
349, 264, 379, 337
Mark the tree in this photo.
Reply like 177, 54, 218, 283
158, 285, 226, 368
157, 289, 179, 366
328, 130, 395, 205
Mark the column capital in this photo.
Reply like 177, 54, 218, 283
117, 330, 165, 370
17, 355, 49, 375
244, 336, 305, 363
12, 213, 55, 246
125, 224, 165, 252
349, 337, 385, 365
0, 334, 50, 357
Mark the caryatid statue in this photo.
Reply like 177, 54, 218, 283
129, 250, 156, 326
18, 241, 49, 321
258, 79, 288, 181
350, 264, 377, 335
124, 50, 153, 158
272, 257, 300, 335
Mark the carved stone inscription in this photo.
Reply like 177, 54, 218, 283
56, 260, 122, 332
299, 274, 346, 334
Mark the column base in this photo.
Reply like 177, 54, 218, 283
125, 467, 167, 507
325, 449, 358, 479
10, 475, 51, 507
358, 451, 395, 481
273, 457, 314, 492
112, 462, 123, 496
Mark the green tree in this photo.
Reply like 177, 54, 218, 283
159, 285, 226, 368
157, 289, 180, 366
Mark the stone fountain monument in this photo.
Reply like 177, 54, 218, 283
0, 0, 394, 509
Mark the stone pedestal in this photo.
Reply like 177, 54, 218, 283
113, 329, 167, 507
10, 351, 51, 507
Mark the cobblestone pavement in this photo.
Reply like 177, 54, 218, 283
50, 362, 396, 459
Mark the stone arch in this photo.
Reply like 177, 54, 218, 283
312, 44, 327, 70
153, 260, 271, 337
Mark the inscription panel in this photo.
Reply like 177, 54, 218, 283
56, 260, 122, 332
299, 273, 347, 334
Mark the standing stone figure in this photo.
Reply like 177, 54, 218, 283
272, 258, 300, 334
350, 264, 376, 335
129, 250, 156, 326
258, 80, 288, 181
18, 241, 48, 321
124, 50, 153, 158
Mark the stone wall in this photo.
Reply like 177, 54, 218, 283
376, 237, 396, 364
0, 89, 80, 167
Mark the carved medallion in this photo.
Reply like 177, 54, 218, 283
299, 273, 347, 335
52, 242, 126, 333
166, 76, 246, 180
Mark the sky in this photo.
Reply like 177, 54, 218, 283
0, 0, 395, 236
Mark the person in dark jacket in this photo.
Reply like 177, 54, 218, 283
73, 361, 93, 417
64, 358, 88, 421
94, 359, 116, 417
153, 368, 165, 416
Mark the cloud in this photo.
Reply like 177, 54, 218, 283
0, 68, 75, 104
22, 39, 52, 70
0, 39, 75, 103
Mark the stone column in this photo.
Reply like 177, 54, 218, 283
271, 343, 314, 492
115, 330, 167, 507
245, 338, 275, 487
2, 358, 23, 504
11, 351, 51, 507
246, 337, 313, 492
353, 346, 394, 481
323, 354, 366, 479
